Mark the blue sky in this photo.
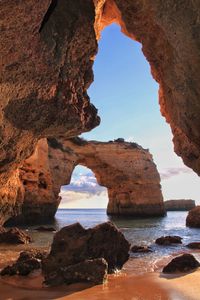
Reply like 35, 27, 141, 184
59, 24, 200, 208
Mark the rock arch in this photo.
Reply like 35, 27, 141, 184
4, 137, 165, 225
1, 0, 200, 221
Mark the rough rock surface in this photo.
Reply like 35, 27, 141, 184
6, 137, 165, 224
1, 0, 200, 223
0, 250, 47, 276
5, 139, 61, 224
186, 206, 200, 228
44, 258, 108, 286
0, 227, 31, 244
42, 222, 130, 285
163, 254, 200, 274
131, 245, 152, 253
155, 236, 182, 246
164, 199, 196, 211
187, 242, 200, 249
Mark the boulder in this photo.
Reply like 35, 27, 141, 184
44, 258, 108, 286
131, 245, 153, 253
163, 254, 200, 273
186, 206, 200, 228
0, 250, 47, 276
186, 242, 200, 249
0, 227, 31, 244
35, 226, 56, 232
42, 222, 130, 286
155, 236, 182, 246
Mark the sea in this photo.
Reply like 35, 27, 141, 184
2, 209, 200, 275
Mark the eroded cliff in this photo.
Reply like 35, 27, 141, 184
5, 138, 165, 224
1, 1, 200, 222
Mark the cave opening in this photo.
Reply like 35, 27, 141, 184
80, 23, 200, 204
58, 165, 108, 210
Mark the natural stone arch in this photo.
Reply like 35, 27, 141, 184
1, 0, 200, 221
5, 137, 165, 225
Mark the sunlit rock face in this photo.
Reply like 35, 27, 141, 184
5, 140, 61, 225
5, 137, 164, 224
1, 1, 200, 221
103, 0, 200, 175
0, 0, 99, 200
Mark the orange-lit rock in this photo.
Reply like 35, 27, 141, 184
5, 138, 164, 224
1, 1, 200, 222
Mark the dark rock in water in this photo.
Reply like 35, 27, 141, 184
186, 242, 200, 249
131, 245, 153, 253
0, 227, 31, 244
42, 222, 130, 286
155, 236, 182, 246
35, 226, 56, 232
163, 254, 200, 273
0, 250, 47, 276
44, 258, 108, 286
186, 206, 200, 228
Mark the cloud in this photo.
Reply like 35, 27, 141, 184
160, 167, 193, 180
61, 172, 106, 195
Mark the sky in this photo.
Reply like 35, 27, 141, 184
59, 24, 200, 209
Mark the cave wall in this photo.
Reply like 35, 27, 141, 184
5, 138, 165, 224
0, 0, 200, 222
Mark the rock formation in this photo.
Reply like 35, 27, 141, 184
155, 236, 182, 246
4, 137, 165, 224
186, 206, 200, 228
164, 199, 196, 211
1, 1, 200, 223
42, 222, 130, 286
162, 254, 200, 274
1, 250, 47, 276
0, 227, 31, 244
187, 243, 200, 250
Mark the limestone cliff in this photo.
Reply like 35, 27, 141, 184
164, 199, 196, 211
1, 1, 200, 222
5, 138, 165, 224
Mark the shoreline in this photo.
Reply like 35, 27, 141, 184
0, 248, 200, 300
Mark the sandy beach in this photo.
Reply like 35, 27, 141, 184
1, 248, 200, 300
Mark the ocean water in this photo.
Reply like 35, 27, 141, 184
2, 209, 200, 274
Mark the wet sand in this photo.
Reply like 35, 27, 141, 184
1, 249, 200, 300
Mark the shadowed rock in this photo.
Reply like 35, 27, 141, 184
35, 226, 56, 232
0, 227, 31, 244
186, 242, 200, 249
42, 222, 130, 286
44, 258, 108, 286
155, 236, 182, 246
163, 254, 200, 273
186, 206, 200, 228
131, 245, 153, 253
1, 250, 47, 276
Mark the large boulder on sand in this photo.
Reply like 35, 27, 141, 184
0, 227, 31, 244
155, 236, 182, 246
186, 206, 200, 228
42, 222, 130, 286
163, 254, 200, 273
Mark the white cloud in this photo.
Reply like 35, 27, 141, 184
61, 172, 106, 195
160, 167, 193, 180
